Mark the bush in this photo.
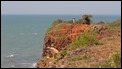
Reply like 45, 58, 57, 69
68, 28, 99, 50
76, 14, 92, 24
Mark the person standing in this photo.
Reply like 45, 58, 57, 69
72, 18, 76, 23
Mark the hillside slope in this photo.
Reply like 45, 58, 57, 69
34, 19, 121, 68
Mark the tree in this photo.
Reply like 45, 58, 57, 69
76, 14, 92, 25
82, 14, 92, 25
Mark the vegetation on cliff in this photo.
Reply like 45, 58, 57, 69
97, 50, 121, 68
46, 14, 92, 33
67, 27, 99, 50
35, 16, 121, 68
108, 19, 121, 29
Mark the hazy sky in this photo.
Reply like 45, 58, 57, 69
1, 1, 121, 15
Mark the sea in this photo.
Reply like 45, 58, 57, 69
1, 15, 121, 68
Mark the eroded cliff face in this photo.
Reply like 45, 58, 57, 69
34, 19, 121, 68
42, 23, 89, 57
34, 23, 90, 68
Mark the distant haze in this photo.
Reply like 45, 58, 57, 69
1, 1, 121, 15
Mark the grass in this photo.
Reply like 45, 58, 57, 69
46, 20, 68, 33
97, 50, 121, 68
108, 19, 121, 29
54, 49, 67, 61
68, 54, 91, 61
67, 28, 100, 50
46, 19, 61, 33
60, 49, 67, 56
76, 19, 84, 23
107, 50, 121, 68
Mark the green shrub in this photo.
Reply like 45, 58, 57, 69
68, 29, 99, 50
76, 14, 92, 24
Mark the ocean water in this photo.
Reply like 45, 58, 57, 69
1, 15, 121, 68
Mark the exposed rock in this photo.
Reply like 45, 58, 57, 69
92, 24, 107, 33
35, 19, 121, 68
46, 47, 59, 58
42, 24, 89, 57
35, 23, 90, 68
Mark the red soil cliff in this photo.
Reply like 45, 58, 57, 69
42, 23, 89, 57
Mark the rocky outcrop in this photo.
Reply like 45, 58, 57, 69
34, 23, 90, 68
42, 24, 89, 57
35, 19, 121, 68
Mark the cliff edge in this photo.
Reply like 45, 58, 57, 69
34, 16, 121, 68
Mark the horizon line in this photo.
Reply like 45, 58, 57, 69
1, 14, 121, 16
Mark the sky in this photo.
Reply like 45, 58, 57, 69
1, 1, 121, 15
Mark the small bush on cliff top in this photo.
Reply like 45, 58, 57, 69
76, 14, 92, 24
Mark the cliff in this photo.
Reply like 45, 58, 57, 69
34, 18, 121, 68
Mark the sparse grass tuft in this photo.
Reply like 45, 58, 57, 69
60, 49, 67, 56
108, 19, 121, 29
68, 54, 91, 61
46, 19, 68, 33
54, 49, 67, 60
97, 50, 121, 68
